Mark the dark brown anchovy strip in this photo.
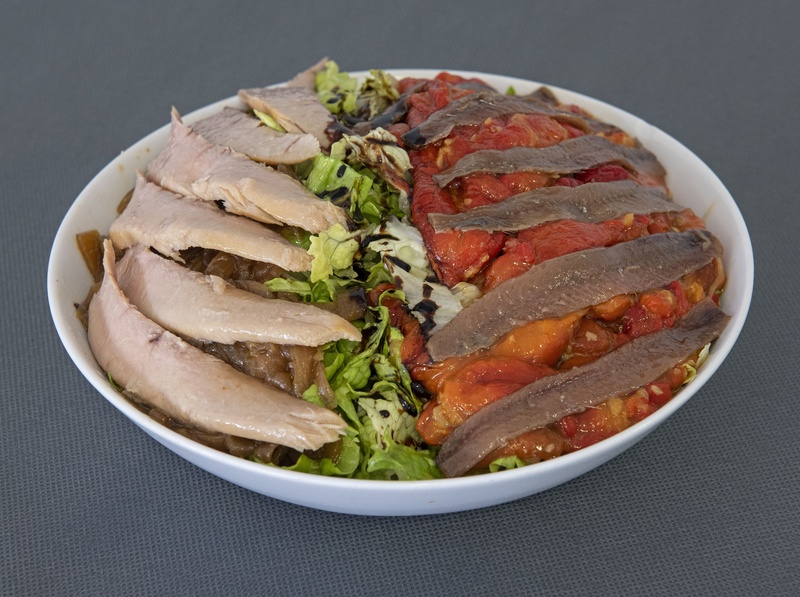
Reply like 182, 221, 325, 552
425, 229, 722, 361
432, 135, 667, 187
402, 91, 618, 149
427, 180, 676, 233
350, 83, 426, 135
523, 86, 559, 106
436, 299, 730, 477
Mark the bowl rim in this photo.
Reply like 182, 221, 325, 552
47, 68, 754, 512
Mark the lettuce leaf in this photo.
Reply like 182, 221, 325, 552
488, 456, 527, 473
252, 61, 442, 480
357, 69, 400, 119
308, 223, 359, 283
316, 60, 358, 115
274, 428, 361, 477
298, 152, 406, 225
263, 275, 354, 303
367, 217, 480, 331
265, 224, 361, 303
364, 438, 442, 480
316, 61, 400, 121
315, 299, 436, 480
252, 108, 286, 132
331, 129, 411, 200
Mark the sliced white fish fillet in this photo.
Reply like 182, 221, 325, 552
115, 244, 360, 345
147, 109, 347, 232
191, 107, 320, 165
87, 240, 347, 451
238, 86, 337, 149
110, 173, 312, 272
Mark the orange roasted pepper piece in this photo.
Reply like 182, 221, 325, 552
416, 356, 554, 445
492, 311, 583, 365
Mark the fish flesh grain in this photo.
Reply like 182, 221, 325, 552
436, 299, 730, 477
87, 240, 347, 451
115, 244, 360, 346
433, 134, 667, 187
191, 107, 320, 165
238, 86, 339, 149
147, 109, 348, 233
402, 90, 618, 148
427, 181, 676, 233
110, 173, 312, 272
426, 229, 723, 361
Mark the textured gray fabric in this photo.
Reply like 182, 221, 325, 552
2, 0, 798, 595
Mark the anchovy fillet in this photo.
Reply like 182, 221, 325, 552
436, 299, 730, 477
428, 181, 676, 233
402, 91, 618, 149
433, 135, 667, 187
426, 229, 723, 361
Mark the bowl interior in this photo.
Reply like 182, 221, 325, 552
47, 70, 753, 515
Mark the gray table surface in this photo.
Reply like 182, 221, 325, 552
3, 1, 798, 595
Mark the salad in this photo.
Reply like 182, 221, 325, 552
78, 60, 729, 480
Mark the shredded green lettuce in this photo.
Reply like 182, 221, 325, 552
317, 299, 437, 480
279, 226, 312, 250
107, 372, 122, 392
297, 152, 406, 225
332, 129, 411, 202
357, 69, 400, 119
308, 223, 359, 283
254, 62, 441, 480
683, 343, 711, 385
365, 439, 442, 481
488, 456, 527, 473
315, 61, 400, 120
252, 108, 286, 132
300, 384, 327, 408
270, 428, 361, 477
266, 223, 362, 304
264, 274, 354, 304
367, 217, 480, 331
315, 61, 359, 115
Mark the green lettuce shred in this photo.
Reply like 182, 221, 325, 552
264, 274, 354, 304
252, 108, 286, 132
308, 223, 359, 283
273, 428, 361, 477
315, 61, 359, 115
488, 456, 527, 473
358, 69, 400, 119
315, 61, 400, 120
318, 299, 438, 480
297, 152, 406, 225
254, 61, 441, 480
365, 439, 442, 481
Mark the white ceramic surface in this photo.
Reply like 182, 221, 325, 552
48, 70, 753, 516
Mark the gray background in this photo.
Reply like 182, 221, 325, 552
3, 1, 798, 595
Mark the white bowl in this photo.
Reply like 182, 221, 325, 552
48, 70, 753, 515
